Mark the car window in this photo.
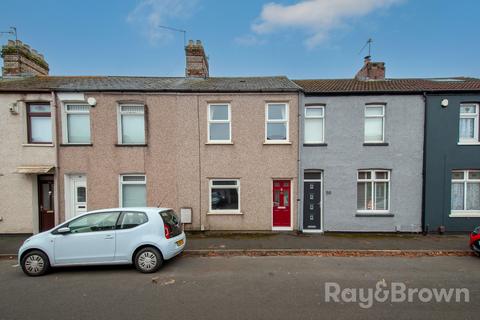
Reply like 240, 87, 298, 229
159, 210, 182, 237
68, 212, 120, 233
117, 212, 148, 229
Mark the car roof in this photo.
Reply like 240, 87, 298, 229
84, 207, 172, 214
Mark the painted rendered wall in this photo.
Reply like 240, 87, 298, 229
424, 94, 480, 232
57, 92, 298, 231
300, 94, 424, 232
0, 93, 57, 233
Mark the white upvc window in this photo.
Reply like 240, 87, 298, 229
459, 103, 479, 143
117, 105, 145, 144
364, 105, 385, 143
208, 104, 231, 143
63, 104, 91, 144
119, 175, 147, 208
265, 103, 289, 142
209, 179, 240, 214
357, 170, 390, 213
451, 170, 480, 217
304, 106, 325, 143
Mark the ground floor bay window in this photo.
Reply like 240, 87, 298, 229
357, 170, 390, 213
120, 175, 147, 207
451, 170, 480, 217
209, 179, 240, 213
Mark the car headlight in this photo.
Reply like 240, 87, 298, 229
473, 226, 480, 235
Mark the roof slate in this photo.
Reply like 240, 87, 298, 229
0, 76, 301, 93
294, 77, 480, 94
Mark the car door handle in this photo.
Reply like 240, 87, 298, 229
105, 235, 114, 240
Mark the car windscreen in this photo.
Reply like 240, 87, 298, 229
159, 210, 182, 237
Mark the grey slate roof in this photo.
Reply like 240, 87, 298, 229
294, 77, 480, 94
0, 75, 301, 93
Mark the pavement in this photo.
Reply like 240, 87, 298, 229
0, 232, 472, 257
1, 255, 478, 320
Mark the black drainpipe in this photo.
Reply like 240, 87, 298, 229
421, 92, 428, 235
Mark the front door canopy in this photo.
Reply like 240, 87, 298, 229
16, 165, 55, 174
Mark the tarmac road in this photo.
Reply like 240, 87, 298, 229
0, 255, 478, 320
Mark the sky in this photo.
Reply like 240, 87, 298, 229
1, 0, 479, 79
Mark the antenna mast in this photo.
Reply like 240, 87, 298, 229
359, 38, 373, 58
156, 25, 187, 46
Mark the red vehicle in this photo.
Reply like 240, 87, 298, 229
470, 226, 480, 256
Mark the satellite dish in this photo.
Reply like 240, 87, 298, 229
87, 97, 97, 106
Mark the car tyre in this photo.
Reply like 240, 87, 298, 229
134, 247, 163, 273
21, 250, 50, 276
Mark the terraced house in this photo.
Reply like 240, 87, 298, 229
295, 57, 480, 233
0, 40, 301, 233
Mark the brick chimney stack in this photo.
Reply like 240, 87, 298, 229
355, 56, 385, 80
1, 40, 49, 77
185, 40, 209, 78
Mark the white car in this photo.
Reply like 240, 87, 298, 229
18, 207, 186, 276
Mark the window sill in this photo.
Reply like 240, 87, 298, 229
22, 143, 54, 147
363, 142, 389, 146
457, 142, 480, 146
207, 211, 243, 215
205, 142, 234, 145
449, 211, 480, 218
356, 212, 393, 217
115, 144, 148, 147
304, 143, 327, 147
263, 141, 292, 145
60, 143, 93, 147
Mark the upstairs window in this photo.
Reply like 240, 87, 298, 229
208, 104, 231, 143
27, 103, 52, 144
266, 103, 289, 142
64, 104, 91, 144
118, 105, 145, 144
357, 170, 390, 212
364, 105, 385, 143
451, 170, 480, 214
304, 106, 325, 144
459, 103, 479, 143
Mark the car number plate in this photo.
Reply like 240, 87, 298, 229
176, 239, 184, 246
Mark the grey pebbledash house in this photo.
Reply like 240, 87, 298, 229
294, 57, 480, 233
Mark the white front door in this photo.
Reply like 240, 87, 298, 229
67, 175, 87, 219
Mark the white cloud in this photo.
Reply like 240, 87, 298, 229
127, 0, 198, 44
252, 0, 403, 48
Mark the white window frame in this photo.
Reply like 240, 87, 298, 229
364, 105, 385, 143
304, 105, 325, 144
450, 170, 480, 217
357, 170, 391, 213
208, 179, 241, 214
207, 103, 232, 143
62, 103, 91, 144
265, 103, 289, 143
119, 174, 147, 207
458, 103, 479, 144
117, 104, 145, 145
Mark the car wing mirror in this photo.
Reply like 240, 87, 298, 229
57, 227, 71, 234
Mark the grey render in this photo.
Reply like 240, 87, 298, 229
299, 94, 424, 232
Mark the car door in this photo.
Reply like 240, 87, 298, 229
53, 211, 120, 265
114, 211, 149, 262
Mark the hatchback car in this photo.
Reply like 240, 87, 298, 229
470, 226, 480, 256
18, 207, 185, 276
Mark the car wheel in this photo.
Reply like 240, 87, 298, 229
134, 247, 163, 273
21, 250, 50, 276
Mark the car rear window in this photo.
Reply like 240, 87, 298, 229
159, 210, 182, 237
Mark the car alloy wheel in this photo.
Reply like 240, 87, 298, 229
21, 250, 50, 276
134, 247, 163, 273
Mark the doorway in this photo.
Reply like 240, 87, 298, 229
272, 180, 292, 230
66, 174, 87, 219
303, 171, 323, 232
38, 175, 55, 232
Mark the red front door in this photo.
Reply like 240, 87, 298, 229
272, 180, 291, 228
